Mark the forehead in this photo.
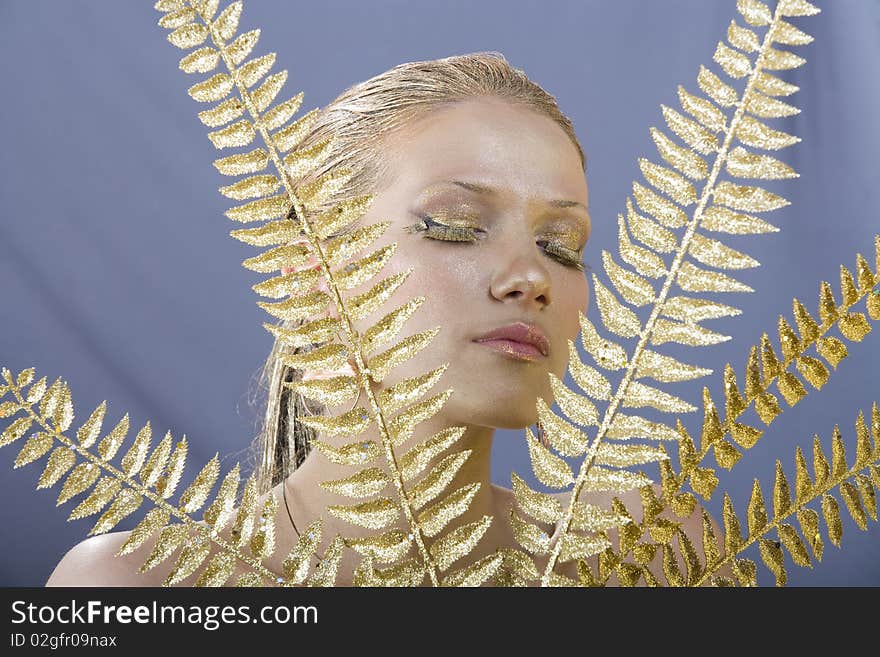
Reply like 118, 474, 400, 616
383, 97, 587, 205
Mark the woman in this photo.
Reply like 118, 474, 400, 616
46, 52, 722, 587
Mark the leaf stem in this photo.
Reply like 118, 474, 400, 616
695, 438, 878, 586
541, 4, 784, 585
189, 1, 441, 585
2, 369, 281, 587
610, 273, 879, 574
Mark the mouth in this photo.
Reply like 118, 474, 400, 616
472, 321, 550, 362
472, 338, 546, 362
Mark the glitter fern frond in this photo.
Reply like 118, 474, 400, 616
0, 366, 331, 586
508, 0, 825, 586
707, 404, 880, 587
154, 0, 492, 586
608, 404, 880, 587
578, 236, 880, 586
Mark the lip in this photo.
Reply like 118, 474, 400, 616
472, 321, 550, 361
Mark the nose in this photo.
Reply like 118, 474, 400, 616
488, 235, 553, 310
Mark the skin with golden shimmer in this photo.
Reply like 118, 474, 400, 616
47, 97, 727, 587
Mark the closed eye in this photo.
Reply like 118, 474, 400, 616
405, 215, 588, 271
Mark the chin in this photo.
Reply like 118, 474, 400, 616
479, 404, 540, 431
494, 418, 538, 431
443, 396, 535, 430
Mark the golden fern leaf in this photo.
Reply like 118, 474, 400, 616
0, 365, 337, 587
155, 0, 490, 586
600, 236, 879, 585
514, 0, 823, 586
688, 403, 880, 586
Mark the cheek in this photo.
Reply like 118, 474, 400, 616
550, 274, 589, 375
394, 234, 480, 293
563, 273, 590, 337
404, 252, 476, 324
367, 240, 477, 341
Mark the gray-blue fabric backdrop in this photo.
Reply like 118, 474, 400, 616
1, 0, 877, 586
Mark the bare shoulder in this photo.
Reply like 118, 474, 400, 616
46, 530, 165, 587
45, 485, 285, 588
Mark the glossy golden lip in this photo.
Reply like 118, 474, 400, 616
474, 339, 545, 362
472, 321, 550, 357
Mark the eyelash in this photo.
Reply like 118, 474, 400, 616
405, 215, 591, 272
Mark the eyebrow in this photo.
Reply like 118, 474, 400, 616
429, 179, 589, 212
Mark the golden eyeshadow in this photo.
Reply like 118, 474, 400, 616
420, 206, 483, 228
539, 227, 583, 251
405, 214, 586, 272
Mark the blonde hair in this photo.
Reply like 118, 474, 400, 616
246, 51, 586, 495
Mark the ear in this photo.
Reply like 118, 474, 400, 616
301, 355, 358, 382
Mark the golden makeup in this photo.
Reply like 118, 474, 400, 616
403, 203, 589, 271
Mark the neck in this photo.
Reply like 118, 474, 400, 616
283, 412, 499, 543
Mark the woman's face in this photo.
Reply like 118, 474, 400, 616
339, 96, 591, 430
